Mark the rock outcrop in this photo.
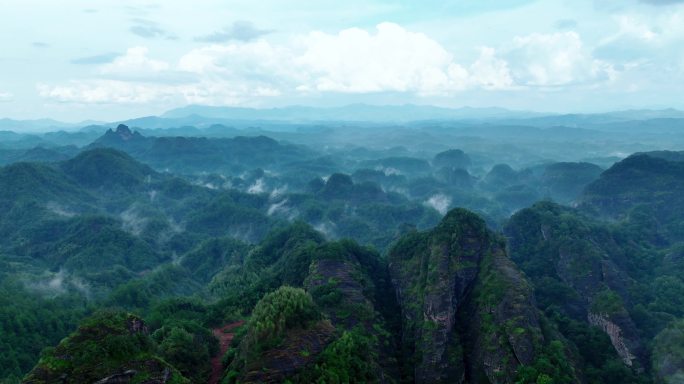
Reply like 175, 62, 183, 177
388, 208, 581, 383
22, 311, 188, 384
505, 201, 649, 371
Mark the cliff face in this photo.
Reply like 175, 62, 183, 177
305, 252, 401, 382
504, 202, 648, 370
238, 320, 337, 384
388, 208, 580, 383
460, 246, 546, 383
388, 209, 486, 383
224, 240, 402, 384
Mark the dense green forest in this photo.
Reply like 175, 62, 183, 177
1, 123, 683, 383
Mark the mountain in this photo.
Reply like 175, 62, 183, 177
201, 210, 585, 383
23, 311, 190, 383
581, 151, 684, 241
0, 161, 93, 207
88, 124, 317, 174
3, 123, 683, 383
505, 201, 682, 382
161, 104, 543, 123
61, 147, 157, 189
388, 208, 582, 383
0, 118, 77, 134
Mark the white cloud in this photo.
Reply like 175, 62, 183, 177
100, 46, 170, 76
504, 32, 614, 87
37, 80, 178, 104
468, 47, 514, 89
425, 193, 451, 215
295, 22, 467, 94
179, 40, 295, 81
0, 91, 12, 102
37, 23, 623, 105
595, 12, 684, 65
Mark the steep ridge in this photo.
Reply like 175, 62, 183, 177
388, 208, 582, 383
505, 201, 659, 381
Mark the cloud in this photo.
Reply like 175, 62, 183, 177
130, 18, 176, 40
24, 269, 91, 299
71, 52, 120, 65
468, 47, 514, 89
504, 32, 614, 86
37, 78, 278, 105
0, 91, 13, 102
100, 47, 170, 76
38, 23, 620, 105
195, 21, 273, 42
594, 13, 684, 65
32, 41, 50, 48
37, 80, 179, 104
425, 193, 451, 215
295, 22, 469, 94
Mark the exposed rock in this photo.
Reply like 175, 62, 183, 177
460, 246, 550, 383
588, 313, 636, 366
93, 370, 137, 384
505, 202, 649, 370
388, 209, 488, 383
240, 321, 336, 383
305, 255, 401, 382
127, 317, 148, 335
115, 124, 135, 140
387, 208, 578, 383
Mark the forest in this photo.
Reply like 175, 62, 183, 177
0, 111, 683, 384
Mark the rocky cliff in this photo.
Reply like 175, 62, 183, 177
388, 208, 581, 383
505, 202, 649, 372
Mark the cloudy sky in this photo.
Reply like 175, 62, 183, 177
1, 0, 683, 121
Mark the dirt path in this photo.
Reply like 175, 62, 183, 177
209, 321, 245, 384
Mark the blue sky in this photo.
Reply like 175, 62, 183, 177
1, 0, 683, 121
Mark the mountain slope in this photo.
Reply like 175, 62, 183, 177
23, 311, 189, 384
388, 208, 582, 383
582, 151, 684, 242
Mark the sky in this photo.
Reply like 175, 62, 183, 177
1, 0, 683, 122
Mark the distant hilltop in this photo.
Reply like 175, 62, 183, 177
1, 104, 684, 133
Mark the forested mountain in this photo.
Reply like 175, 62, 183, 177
0, 124, 682, 384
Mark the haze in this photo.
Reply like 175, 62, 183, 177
3, 2, 684, 384
2, 0, 684, 122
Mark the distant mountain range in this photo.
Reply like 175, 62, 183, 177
2, 104, 684, 133
160, 104, 544, 122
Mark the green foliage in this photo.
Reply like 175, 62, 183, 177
106, 265, 203, 312
248, 286, 321, 346
293, 330, 379, 383
515, 341, 576, 384
0, 281, 88, 379
583, 153, 684, 242
60, 148, 155, 189
24, 310, 189, 384
152, 320, 217, 382
180, 237, 250, 283
652, 320, 684, 384
590, 289, 625, 315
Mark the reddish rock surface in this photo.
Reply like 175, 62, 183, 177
209, 321, 244, 384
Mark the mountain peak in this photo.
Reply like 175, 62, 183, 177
115, 124, 136, 140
